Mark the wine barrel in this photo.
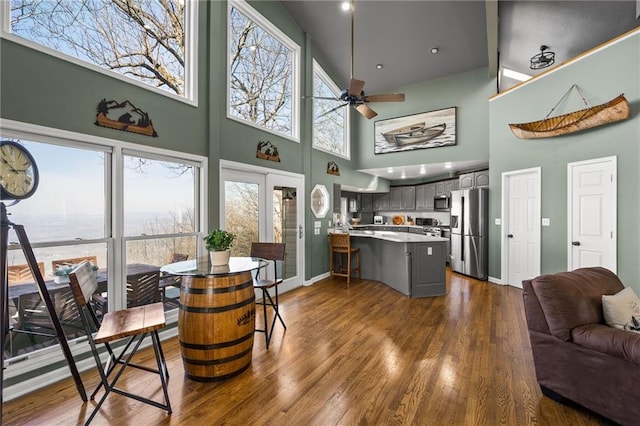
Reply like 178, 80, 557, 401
178, 271, 256, 381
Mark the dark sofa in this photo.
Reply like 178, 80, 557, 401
523, 267, 640, 425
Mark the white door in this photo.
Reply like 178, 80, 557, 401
502, 168, 541, 288
567, 157, 616, 272
220, 162, 305, 291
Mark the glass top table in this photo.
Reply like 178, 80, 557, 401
160, 256, 267, 277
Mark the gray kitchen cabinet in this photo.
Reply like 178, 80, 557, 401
444, 179, 459, 194
373, 192, 389, 211
361, 193, 373, 212
333, 183, 341, 213
415, 183, 436, 210
435, 181, 446, 196
409, 227, 424, 235
389, 187, 403, 210
402, 186, 416, 210
411, 242, 446, 297
459, 170, 489, 189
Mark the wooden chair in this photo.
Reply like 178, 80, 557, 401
126, 271, 161, 308
159, 253, 188, 307
250, 242, 286, 349
329, 233, 360, 285
17, 287, 84, 341
68, 262, 171, 425
7, 262, 46, 285
52, 256, 98, 271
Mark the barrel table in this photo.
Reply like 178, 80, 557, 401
161, 257, 267, 381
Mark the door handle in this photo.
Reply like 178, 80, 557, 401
572, 241, 581, 246
507, 234, 514, 238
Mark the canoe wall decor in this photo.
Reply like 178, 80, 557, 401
95, 99, 158, 137
256, 140, 280, 162
509, 85, 630, 139
374, 107, 456, 154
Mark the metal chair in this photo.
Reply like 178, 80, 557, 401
68, 262, 171, 425
250, 242, 286, 349
329, 233, 360, 285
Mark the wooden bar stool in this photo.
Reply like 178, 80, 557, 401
329, 233, 360, 285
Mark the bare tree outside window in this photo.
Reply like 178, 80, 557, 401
228, 4, 294, 137
9, 0, 185, 95
312, 62, 348, 157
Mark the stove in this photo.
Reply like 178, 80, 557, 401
422, 227, 442, 237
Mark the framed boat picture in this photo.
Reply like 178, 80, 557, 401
374, 107, 456, 154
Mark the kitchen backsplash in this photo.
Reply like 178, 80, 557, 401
349, 211, 450, 226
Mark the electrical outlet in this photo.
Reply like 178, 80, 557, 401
314, 228, 320, 235
495, 218, 501, 225
428, 247, 432, 255
542, 218, 551, 226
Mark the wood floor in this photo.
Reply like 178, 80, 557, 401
3, 269, 613, 425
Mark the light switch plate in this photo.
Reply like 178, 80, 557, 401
428, 247, 432, 255
314, 221, 321, 228
542, 218, 551, 226
314, 228, 320, 235
495, 218, 501, 225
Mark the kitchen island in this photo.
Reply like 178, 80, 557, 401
332, 229, 448, 297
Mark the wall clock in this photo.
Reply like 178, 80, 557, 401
0, 140, 39, 201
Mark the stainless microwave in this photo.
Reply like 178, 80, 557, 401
434, 196, 450, 211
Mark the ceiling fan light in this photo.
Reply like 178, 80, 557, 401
376, 64, 383, 70
530, 45, 556, 70
430, 47, 439, 54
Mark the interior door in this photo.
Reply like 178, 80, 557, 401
568, 157, 616, 272
505, 169, 540, 288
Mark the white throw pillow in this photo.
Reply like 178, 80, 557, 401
602, 287, 640, 331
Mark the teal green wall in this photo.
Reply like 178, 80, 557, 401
355, 68, 495, 170
488, 31, 640, 289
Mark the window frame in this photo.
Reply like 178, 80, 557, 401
312, 60, 350, 159
0, 0, 199, 106
226, 0, 301, 142
0, 118, 207, 387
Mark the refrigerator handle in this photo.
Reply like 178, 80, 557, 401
460, 196, 465, 262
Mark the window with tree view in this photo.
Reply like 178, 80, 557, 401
313, 60, 349, 158
7, 0, 192, 99
228, 0, 299, 140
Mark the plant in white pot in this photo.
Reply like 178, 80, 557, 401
204, 229, 236, 266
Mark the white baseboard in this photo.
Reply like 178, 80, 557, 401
488, 276, 504, 285
305, 272, 330, 286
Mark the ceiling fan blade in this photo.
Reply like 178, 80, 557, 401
303, 96, 341, 101
364, 93, 406, 103
348, 78, 365, 96
316, 102, 349, 119
356, 104, 378, 119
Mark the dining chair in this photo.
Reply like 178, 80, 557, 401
68, 262, 171, 425
250, 242, 286, 349
51, 256, 98, 271
329, 233, 360, 285
126, 271, 162, 308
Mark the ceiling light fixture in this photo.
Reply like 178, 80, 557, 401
444, 162, 452, 169
387, 167, 394, 173
401, 173, 406, 179
530, 45, 555, 70
376, 64, 383, 70
419, 166, 426, 174
341, 2, 351, 12
430, 47, 439, 54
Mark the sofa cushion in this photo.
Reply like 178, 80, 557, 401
572, 323, 640, 366
530, 267, 624, 341
602, 287, 640, 331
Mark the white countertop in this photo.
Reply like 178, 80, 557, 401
331, 229, 448, 243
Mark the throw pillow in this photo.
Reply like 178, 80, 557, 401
602, 287, 640, 331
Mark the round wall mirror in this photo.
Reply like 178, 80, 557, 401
310, 184, 329, 218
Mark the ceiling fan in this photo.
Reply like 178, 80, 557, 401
311, 0, 405, 120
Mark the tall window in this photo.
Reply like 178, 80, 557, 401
312, 60, 349, 158
1, 128, 205, 360
5, 0, 196, 102
228, 0, 300, 141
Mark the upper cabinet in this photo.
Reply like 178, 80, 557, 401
435, 178, 459, 196
389, 186, 415, 211
415, 183, 436, 210
361, 193, 373, 212
459, 170, 489, 189
373, 192, 390, 211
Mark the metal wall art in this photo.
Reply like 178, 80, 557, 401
374, 107, 456, 154
327, 161, 340, 176
95, 99, 158, 137
256, 140, 280, 162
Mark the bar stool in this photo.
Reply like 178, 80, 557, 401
329, 233, 360, 285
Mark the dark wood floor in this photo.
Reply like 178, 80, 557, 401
3, 269, 612, 425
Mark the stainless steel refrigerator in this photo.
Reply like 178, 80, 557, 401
450, 188, 488, 280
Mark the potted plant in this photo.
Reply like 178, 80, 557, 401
53, 266, 73, 284
204, 229, 236, 266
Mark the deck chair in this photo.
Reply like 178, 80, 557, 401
52, 256, 98, 271
68, 262, 171, 425
7, 262, 46, 285
126, 270, 161, 308
250, 242, 286, 349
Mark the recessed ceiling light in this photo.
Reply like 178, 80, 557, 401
376, 64, 383, 70
341, 2, 351, 12
387, 167, 394, 173
430, 47, 439, 54
401, 173, 407, 179
444, 162, 452, 169
419, 166, 426, 174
